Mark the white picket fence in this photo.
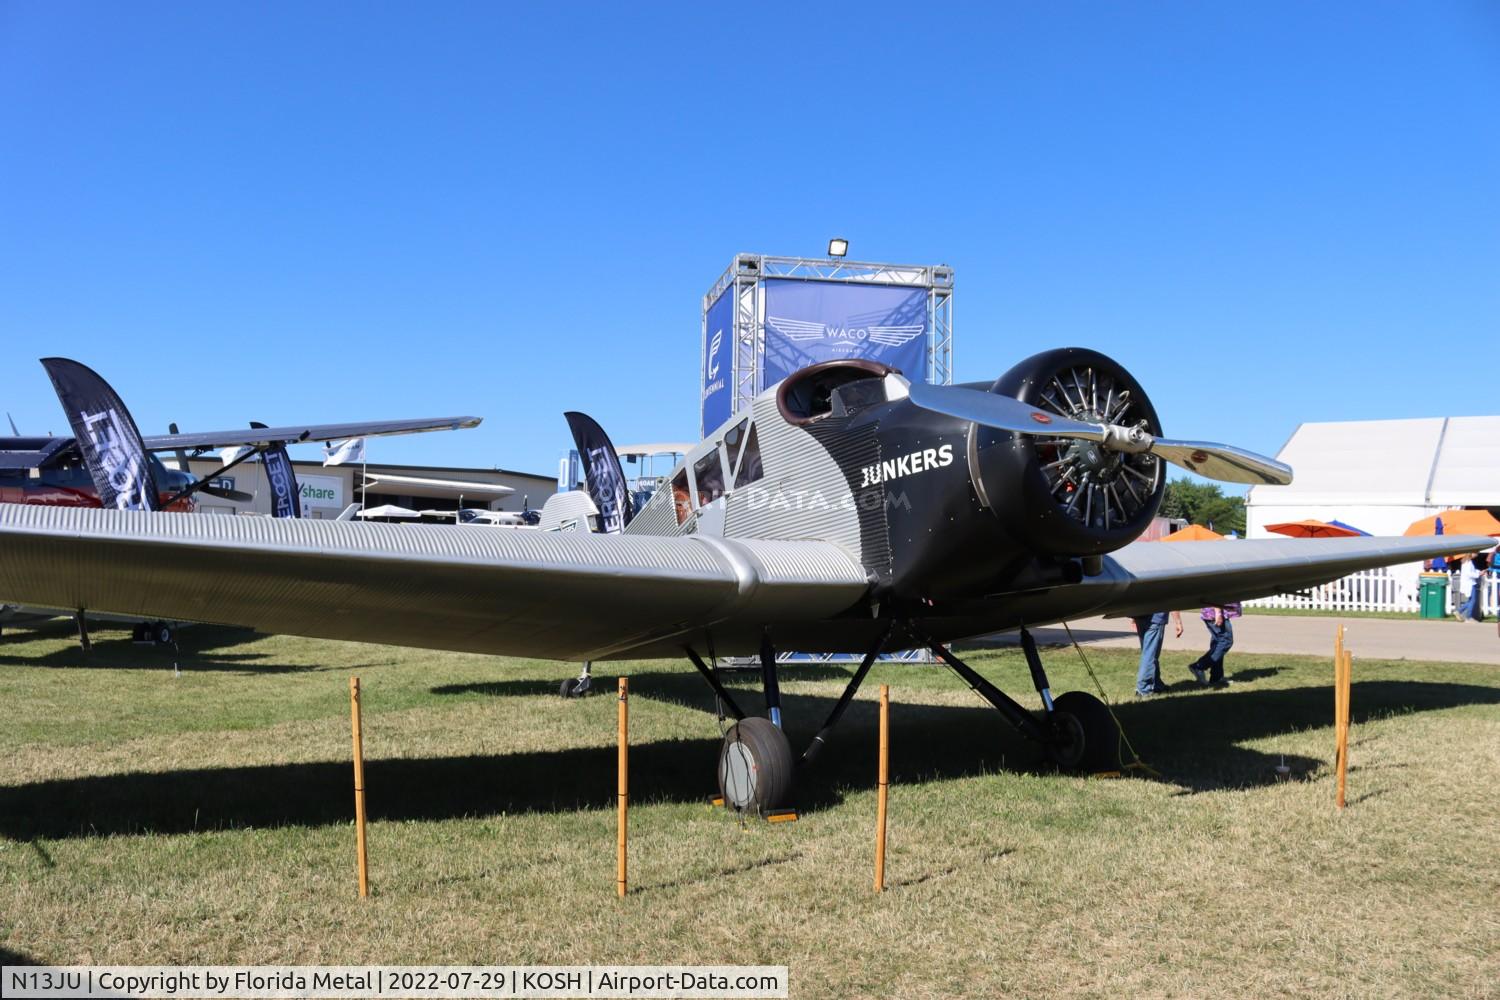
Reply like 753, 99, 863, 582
1246, 569, 1500, 615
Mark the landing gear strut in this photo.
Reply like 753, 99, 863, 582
928, 628, 1119, 772
684, 633, 796, 816
690, 627, 895, 816
74, 610, 92, 654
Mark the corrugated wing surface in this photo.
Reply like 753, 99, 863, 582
0, 505, 869, 661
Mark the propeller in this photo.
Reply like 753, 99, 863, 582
905, 381, 1292, 486
166, 422, 193, 472
199, 483, 255, 502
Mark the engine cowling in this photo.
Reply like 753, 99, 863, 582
968, 347, 1166, 557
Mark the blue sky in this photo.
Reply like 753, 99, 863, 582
2, 3, 1496, 485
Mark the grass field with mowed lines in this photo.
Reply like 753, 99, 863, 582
2, 620, 1498, 998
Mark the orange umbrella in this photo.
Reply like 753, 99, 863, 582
1403, 509, 1500, 538
1265, 519, 1363, 539
1160, 523, 1225, 542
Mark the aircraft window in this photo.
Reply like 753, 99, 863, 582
722, 418, 749, 467
671, 470, 692, 525
733, 425, 763, 488
694, 450, 725, 507
42, 462, 93, 490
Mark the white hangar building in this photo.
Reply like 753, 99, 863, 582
1245, 415, 1500, 538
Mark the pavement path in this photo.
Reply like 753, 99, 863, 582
975, 613, 1500, 665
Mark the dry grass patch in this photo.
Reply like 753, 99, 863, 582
2, 623, 1498, 997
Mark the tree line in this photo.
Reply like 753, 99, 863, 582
1159, 478, 1246, 534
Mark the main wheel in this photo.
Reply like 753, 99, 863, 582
718, 717, 794, 815
558, 676, 592, 698
1045, 691, 1120, 772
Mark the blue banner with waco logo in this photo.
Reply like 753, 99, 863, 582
762, 279, 929, 386
701, 287, 734, 434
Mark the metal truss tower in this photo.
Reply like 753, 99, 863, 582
702, 254, 954, 429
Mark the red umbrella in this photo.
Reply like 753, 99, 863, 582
1265, 519, 1363, 539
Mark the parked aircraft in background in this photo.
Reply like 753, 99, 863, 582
0, 348, 1481, 813
1, 358, 482, 643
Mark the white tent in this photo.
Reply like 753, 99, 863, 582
1245, 415, 1500, 538
355, 504, 421, 520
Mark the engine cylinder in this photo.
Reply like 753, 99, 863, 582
968, 347, 1166, 556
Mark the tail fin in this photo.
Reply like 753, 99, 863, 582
562, 412, 632, 533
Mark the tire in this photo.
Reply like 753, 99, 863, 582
559, 677, 580, 698
717, 717, 795, 814
1045, 691, 1120, 772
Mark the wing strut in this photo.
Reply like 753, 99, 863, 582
683, 647, 747, 722
926, 633, 1049, 743
800, 622, 894, 766
157, 431, 310, 510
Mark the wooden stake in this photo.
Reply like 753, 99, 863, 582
1336, 650, 1351, 810
617, 676, 628, 899
874, 683, 889, 893
1333, 625, 1345, 773
350, 676, 369, 899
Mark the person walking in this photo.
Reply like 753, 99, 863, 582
1458, 554, 1485, 622
1188, 602, 1241, 688
1132, 610, 1183, 698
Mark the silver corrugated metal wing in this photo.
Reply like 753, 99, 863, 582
0, 505, 871, 661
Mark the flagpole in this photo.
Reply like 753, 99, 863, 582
361, 453, 367, 511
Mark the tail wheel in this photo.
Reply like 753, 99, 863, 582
558, 676, 592, 698
1045, 691, 1120, 772
718, 717, 794, 815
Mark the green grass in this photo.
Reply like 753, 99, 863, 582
2, 622, 1498, 998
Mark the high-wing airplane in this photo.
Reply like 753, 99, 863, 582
0, 348, 1483, 814
2, 358, 483, 643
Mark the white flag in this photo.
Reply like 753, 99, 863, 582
323, 437, 366, 466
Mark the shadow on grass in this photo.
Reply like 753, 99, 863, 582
431, 664, 863, 701
1228, 667, 1286, 683
3, 675, 1497, 841
1, 944, 40, 965
0, 625, 329, 674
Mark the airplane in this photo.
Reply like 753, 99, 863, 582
1, 358, 483, 643
0, 347, 1483, 815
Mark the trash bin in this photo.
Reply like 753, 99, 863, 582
1418, 573, 1449, 619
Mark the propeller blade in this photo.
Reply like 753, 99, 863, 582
906, 382, 1292, 486
6, 412, 19, 436
905, 382, 1107, 441
167, 422, 192, 471
1150, 440, 1291, 486
200, 484, 255, 503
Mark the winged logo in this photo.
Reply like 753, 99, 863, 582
867, 324, 925, 348
766, 316, 827, 342
707, 328, 724, 379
